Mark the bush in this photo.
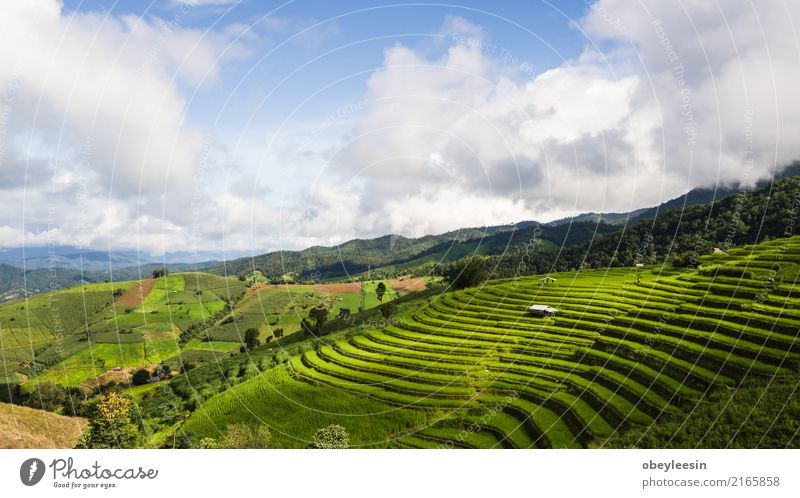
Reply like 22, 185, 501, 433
23, 382, 66, 412
131, 369, 151, 386
244, 328, 260, 350
379, 301, 396, 319
310, 424, 350, 449
219, 423, 271, 448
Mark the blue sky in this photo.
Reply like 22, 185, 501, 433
1, 1, 797, 255
62, 0, 592, 133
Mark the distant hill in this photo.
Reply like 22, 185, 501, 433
550, 160, 800, 227
0, 246, 226, 271
206, 221, 618, 280
0, 262, 219, 302
549, 186, 741, 226
476, 175, 800, 278
0, 402, 86, 448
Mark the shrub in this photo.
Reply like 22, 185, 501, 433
131, 369, 151, 386
219, 423, 271, 448
310, 424, 350, 449
379, 301, 396, 319
244, 328, 260, 350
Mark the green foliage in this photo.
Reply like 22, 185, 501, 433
244, 328, 260, 350
305, 307, 329, 336
442, 257, 490, 289
378, 301, 396, 319
376, 282, 386, 302
22, 382, 66, 412
152, 268, 169, 279
132, 369, 151, 386
217, 423, 271, 449
75, 393, 139, 449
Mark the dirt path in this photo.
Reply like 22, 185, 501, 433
116, 278, 156, 306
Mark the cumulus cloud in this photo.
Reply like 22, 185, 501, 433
328, 18, 653, 236
314, 4, 800, 239
3, 2, 800, 256
0, 0, 245, 253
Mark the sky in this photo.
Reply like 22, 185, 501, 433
1, 0, 799, 258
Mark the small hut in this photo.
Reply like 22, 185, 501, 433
538, 277, 557, 284
528, 304, 558, 317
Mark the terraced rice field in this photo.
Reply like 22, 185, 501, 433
284, 237, 800, 448
2, 273, 247, 392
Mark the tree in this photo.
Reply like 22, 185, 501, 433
244, 328, 260, 350
306, 307, 329, 336
131, 369, 151, 386
376, 282, 386, 302
273, 328, 285, 338
75, 392, 139, 449
152, 268, 168, 279
379, 301, 396, 319
337, 308, 351, 319
219, 423, 271, 448
311, 424, 350, 449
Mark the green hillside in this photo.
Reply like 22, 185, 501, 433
3, 177, 800, 449
180, 235, 800, 448
206, 221, 615, 281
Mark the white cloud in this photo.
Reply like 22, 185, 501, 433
320, 5, 800, 237
171, 0, 240, 6
3, 4, 800, 257
0, 0, 245, 253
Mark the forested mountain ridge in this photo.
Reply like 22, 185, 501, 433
473, 176, 800, 279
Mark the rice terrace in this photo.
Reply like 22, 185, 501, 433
2, 177, 800, 449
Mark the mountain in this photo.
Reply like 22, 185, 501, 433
476, 175, 800, 279
549, 160, 800, 227
0, 246, 227, 271
548, 186, 741, 226
206, 220, 619, 280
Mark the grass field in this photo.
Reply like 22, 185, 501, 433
0, 402, 86, 448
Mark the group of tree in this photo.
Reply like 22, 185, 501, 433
75, 392, 140, 449
244, 328, 260, 350
441, 256, 490, 289
131, 364, 171, 386
437, 177, 800, 286
301, 306, 330, 336
152, 268, 169, 279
